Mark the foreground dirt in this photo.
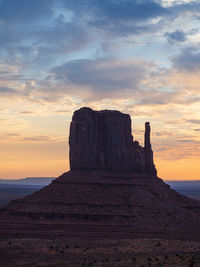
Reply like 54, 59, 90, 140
0, 238, 200, 266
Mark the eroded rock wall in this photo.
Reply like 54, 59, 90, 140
69, 107, 156, 174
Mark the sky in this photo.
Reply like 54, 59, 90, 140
0, 0, 200, 180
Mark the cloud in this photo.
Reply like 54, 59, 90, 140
59, 0, 200, 38
0, 86, 17, 94
35, 20, 89, 59
19, 111, 36, 115
0, 20, 88, 63
0, 133, 22, 142
186, 119, 200, 124
0, 0, 199, 56
0, 0, 54, 22
54, 110, 70, 114
169, 1, 200, 12
136, 90, 177, 105
165, 30, 187, 44
63, 0, 168, 20
61, 0, 169, 36
178, 139, 195, 143
27, 57, 155, 103
3, 133, 21, 137
0, 0, 199, 73
0, 132, 63, 143
22, 135, 54, 142
165, 119, 184, 125
20, 135, 66, 143
171, 47, 200, 71
26, 54, 199, 106
0, 2, 89, 68
160, 0, 196, 7
0, 0, 168, 54
51, 57, 150, 92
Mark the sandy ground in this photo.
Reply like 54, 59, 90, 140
0, 238, 200, 266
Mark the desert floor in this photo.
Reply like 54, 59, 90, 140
0, 237, 200, 266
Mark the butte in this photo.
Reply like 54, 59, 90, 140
0, 107, 200, 240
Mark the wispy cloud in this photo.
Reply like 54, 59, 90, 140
186, 120, 200, 124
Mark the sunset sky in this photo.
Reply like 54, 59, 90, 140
1, 0, 200, 180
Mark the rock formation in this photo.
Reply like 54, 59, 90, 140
0, 107, 200, 240
69, 107, 157, 175
144, 122, 157, 176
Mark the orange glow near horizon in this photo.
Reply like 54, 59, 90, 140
156, 158, 200, 181
1, 140, 200, 181
2, 157, 200, 181
0, 141, 69, 179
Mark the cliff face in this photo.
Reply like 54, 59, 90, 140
69, 107, 157, 175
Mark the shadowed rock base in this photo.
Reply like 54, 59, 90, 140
0, 170, 200, 240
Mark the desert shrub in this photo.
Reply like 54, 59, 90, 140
148, 257, 152, 261
155, 242, 161, 247
132, 257, 136, 262
189, 261, 195, 267
180, 255, 184, 260
164, 255, 168, 259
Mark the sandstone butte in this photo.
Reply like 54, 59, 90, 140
0, 107, 200, 240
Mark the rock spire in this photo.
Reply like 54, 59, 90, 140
144, 122, 157, 176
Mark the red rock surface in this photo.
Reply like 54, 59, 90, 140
69, 107, 156, 174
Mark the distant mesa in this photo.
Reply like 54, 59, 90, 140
69, 107, 157, 175
0, 177, 55, 186
0, 107, 200, 240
